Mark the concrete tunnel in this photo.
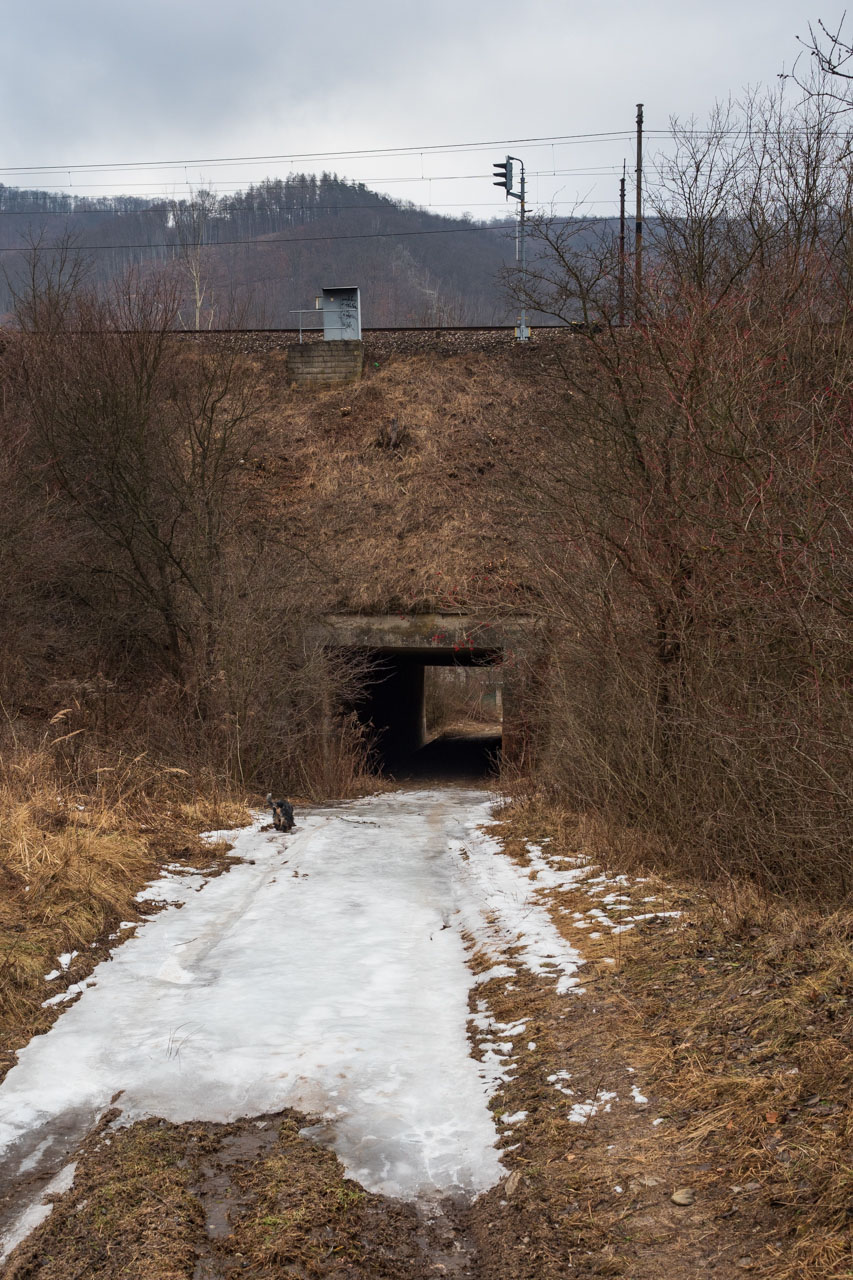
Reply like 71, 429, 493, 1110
318, 615, 537, 780
357, 645, 502, 776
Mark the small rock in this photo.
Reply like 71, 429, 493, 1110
671, 1187, 695, 1206
736, 1258, 754, 1270
505, 1169, 523, 1196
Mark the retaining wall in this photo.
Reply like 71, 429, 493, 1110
286, 340, 363, 388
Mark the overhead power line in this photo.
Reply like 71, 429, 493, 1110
0, 132, 639, 178
0, 213, 624, 256
0, 194, 619, 217
0, 165, 623, 202
0, 123, 842, 183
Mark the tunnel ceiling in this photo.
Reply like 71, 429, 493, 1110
356, 645, 502, 666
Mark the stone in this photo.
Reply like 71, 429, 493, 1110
671, 1187, 696, 1206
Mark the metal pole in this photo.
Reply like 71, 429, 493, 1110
518, 161, 529, 341
635, 103, 644, 317
619, 161, 626, 327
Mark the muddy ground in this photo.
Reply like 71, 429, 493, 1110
1, 807, 849, 1280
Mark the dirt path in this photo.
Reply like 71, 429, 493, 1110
0, 789, 839, 1278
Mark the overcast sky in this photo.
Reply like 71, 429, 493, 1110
1, 1, 847, 217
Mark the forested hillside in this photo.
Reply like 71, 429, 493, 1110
0, 175, 521, 326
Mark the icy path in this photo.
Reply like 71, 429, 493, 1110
0, 791, 504, 1208
0, 787, 588, 1255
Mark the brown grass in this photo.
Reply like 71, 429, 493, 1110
491, 795, 853, 1280
3, 1111, 436, 1279
0, 736, 250, 1083
241, 350, 551, 616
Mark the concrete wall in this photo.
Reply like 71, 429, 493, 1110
317, 613, 540, 768
286, 340, 363, 388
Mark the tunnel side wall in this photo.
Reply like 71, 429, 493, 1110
364, 658, 426, 761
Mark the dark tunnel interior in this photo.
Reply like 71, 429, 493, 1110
352, 646, 503, 782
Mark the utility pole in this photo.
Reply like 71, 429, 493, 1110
635, 103, 644, 316
619, 160, 626, 326
493, 154, 530, 341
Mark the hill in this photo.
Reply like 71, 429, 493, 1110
0, 174, 522, 325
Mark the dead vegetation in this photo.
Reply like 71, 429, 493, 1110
471, 797, 853, 1280
2, 1110, 442, 1280
244, 348, 549, 617
0, 736, 248, 1087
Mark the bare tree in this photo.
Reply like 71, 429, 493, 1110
14, 260, 261, 688
169, 188, 220, 330
501, 84, 853, 897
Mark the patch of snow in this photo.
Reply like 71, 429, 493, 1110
566, 1091, 618, 1123
451, 830, 588, 995
635, 911, 682, 921
41, 979, 96, 1009
57, 953, 77, 971
547, 1070, 574, 1097
652, 1117, 665, 1126
631, 1085, 649, 1105
472, 964, 515, 985
501, 1110, 528, 1125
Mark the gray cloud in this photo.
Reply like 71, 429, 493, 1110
1, 0, 844, 214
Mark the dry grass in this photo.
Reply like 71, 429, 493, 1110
494, 794, 853, 1280
4, 1111, 433, 1279
0, 736, 250, 1082
4, 784, 849, 1278
242, 351, 552, 615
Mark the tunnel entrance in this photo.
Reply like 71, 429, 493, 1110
318, 614, 538, 785
357, 647, 503, 781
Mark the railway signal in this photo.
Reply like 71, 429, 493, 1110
492, 154, 529, 341
493, 157, 514, 196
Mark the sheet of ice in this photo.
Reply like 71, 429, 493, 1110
0, 788, 545, 1233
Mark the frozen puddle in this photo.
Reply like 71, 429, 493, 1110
0, 788, 587, 1255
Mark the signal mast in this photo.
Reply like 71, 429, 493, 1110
493, 155, 529, 341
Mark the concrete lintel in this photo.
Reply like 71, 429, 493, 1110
319, 613, 537, 655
